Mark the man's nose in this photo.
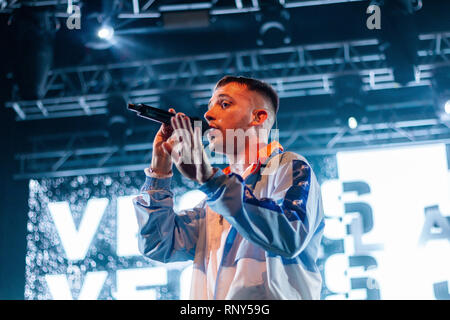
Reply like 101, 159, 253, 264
204, 109, 216, 123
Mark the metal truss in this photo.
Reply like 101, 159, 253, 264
116, 0, 366, 18
5, 31, 450, 121
0, 0, 366, 17
0, 0, 366, 15
14, 105, 450, 179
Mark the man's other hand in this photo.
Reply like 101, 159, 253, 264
165, 112, 216, 184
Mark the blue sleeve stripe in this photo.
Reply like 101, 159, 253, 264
243, 186, 284, 213
282, 159, 311, 223
242, 159, 312, 224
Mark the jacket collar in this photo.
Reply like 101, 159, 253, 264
222, 141, 284, 176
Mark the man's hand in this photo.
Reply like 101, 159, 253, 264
165, 112, 216, 184
150, 108, 177, 175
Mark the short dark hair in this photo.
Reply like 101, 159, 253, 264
214, 75, 279, 114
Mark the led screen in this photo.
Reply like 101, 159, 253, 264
321, 143, 450, 299
25, 145, 450, 299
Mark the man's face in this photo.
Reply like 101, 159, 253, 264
203, 82, 267, 155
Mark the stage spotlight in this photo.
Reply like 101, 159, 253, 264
444, 100, 450, 115
375, 0, 421, 85
256, 0, 291, 48
348, 117, 358, 130
338, 99, 364, 130
82, 2, 116, 51
431, 67, 450, 118
333, 75, 367, 130
85, 20, 116, 50
97, 25, 114, 41
257, 21, 291, 47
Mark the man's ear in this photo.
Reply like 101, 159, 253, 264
250, 109, 268, 127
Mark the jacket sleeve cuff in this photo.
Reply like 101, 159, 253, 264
141, 175, 172, 191
199, 168, 227, 199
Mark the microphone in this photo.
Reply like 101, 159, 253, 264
127, 103, 211, 134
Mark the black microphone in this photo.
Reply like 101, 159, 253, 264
127, 103, 211, 134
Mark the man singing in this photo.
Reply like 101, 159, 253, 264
133, 76, 325, 300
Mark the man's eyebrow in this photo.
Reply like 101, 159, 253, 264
208, 94, 234, 108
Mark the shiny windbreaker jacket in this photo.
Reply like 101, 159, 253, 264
133, 142, 325, 299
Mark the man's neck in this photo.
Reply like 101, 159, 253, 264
227, 140, 267, 176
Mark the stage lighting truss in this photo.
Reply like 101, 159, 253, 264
3, 28, 450, 178
0, 0, 368, 16
431, 66, 450, 122
13, 102, 450, 179
5, 31, 450, 121
114, 0, 369, 19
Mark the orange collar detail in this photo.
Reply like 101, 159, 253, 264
221, 141, 284, 175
